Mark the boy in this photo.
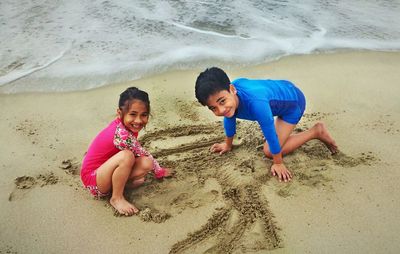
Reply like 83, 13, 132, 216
195, 67, 338, 182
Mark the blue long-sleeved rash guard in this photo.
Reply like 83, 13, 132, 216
224, 78, 305, 155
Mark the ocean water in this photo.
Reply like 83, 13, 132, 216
1, 0, 400, 93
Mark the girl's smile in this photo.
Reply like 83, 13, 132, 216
119, 100, 149, 133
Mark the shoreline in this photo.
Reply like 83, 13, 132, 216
1, 51, 400, 253
1, 49, 399, 95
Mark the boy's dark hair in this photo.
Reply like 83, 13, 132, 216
195, 67, 231, 106
118, 87, 150, 115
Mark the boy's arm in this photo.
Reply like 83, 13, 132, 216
272, 153, 283, 164
210, 115, 236, 155
252, 102, 281, 154
251, 101, 292, 182
271, 154, 292, 182
271, 145, 292, 182
225, 136, 234, 148
210, 136, 233, 155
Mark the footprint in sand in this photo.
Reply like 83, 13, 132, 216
138, 207, 171, 223
59, 158, 80, 175
361, 114, 400, 135
8, 172, 58, 201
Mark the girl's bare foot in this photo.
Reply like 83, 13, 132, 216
110, 196, 139, 216
314, 122, 338, 154
126, 177, 145, 189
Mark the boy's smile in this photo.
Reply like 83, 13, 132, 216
206, 84, 239, 118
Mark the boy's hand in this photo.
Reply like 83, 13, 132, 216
271, 163, 292, 182
210, 143, 232, 155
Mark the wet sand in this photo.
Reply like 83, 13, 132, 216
1, 51, 400, 253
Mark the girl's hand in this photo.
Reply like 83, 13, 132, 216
271, 163, 292, 182
162, 168, 174, 178
210, 143, 232, 155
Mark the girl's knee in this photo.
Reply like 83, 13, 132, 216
139, 156, 153, 172
129, 156, 153, 180
119, 150, 135, 166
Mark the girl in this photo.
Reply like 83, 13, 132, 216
81, 87, 171, 216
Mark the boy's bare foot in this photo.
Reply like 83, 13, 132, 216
110, 196, 139, 216
314, 122, 338, 154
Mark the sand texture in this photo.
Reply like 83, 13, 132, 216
1, 51, 400, 254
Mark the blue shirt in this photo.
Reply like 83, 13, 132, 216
224, 78, 303, 155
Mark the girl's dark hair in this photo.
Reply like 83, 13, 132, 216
118, 87, 150, 115
195, 67, 231, 106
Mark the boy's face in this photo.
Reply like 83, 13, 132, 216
206, 84, 239, 118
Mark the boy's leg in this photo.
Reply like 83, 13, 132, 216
96, 150, 138, 216
264, 119, 338, 157
263, 118, 296, 157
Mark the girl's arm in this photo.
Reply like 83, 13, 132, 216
114, 125, 167, 179
129, 139, 167, 179
144, 153, 167, 179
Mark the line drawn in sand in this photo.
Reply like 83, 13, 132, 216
8, 111, 378, 253
134, 117, 378, 254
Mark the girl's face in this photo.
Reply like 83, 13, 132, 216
119, 100, 149, 133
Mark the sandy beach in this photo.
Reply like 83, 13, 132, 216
1, 51, 400, 254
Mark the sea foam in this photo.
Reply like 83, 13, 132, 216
1, 0, 399, 93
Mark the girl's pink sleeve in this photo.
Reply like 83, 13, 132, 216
146, 153, 166, 179
114, 122, 166, 178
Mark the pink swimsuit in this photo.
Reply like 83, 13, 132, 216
81, 118, 166, 196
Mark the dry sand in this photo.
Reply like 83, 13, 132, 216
1, 51, 400, 254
